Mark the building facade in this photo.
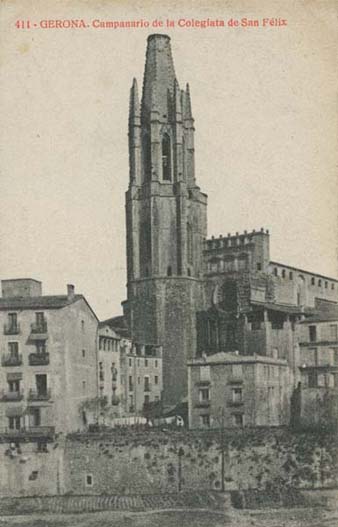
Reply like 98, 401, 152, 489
97, 324, 122, 420
188, 352, 289, 428
119, 342, 163, 417
122, 34, 338, 415
124, 34, 207, 406
294, 301, 338, 427
0, 279, 98, 438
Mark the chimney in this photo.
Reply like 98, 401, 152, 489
67, 284, 75, 300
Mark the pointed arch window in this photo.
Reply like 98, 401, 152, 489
142, 132, 151, 181
187, 223, 193, 265
162, 134, 171, 181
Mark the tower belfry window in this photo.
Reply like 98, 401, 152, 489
187, 223, 193, 265
162, 134, 171, 181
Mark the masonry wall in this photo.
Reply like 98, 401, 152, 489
0, 440, 65, 497
64, 428, 338, 495
127, 276, 205, 405
1, 428, 338, 497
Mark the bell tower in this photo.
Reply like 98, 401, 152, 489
125, 34, 207, 405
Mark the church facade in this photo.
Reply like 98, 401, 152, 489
123, 34, 338, 416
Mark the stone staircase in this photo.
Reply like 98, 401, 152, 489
0, 491, 228, 516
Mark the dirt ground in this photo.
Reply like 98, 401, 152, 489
0, 506, 337, 527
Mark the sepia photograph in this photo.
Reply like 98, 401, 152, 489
0, 1, 337, 525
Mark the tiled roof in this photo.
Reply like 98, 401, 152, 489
299, 303, 338, 324
269, 261, 338, 283
0, 294, 84, 310
188, 351, 287, 366
250, 301, 303, 314
99, 315, 130, 337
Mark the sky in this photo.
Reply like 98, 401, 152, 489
0, 0, 337, 320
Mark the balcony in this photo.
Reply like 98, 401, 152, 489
111, 395, 120, 406
228, 376, 244, 385
195, 400, 210, 408
3, 323, 20, 335
0, 426, 55, 441
0, 389, 24, 402
227, 399, 244, 407
1, 353, 22, 367
28, 388, 51, 401
195, 380, 211, 386
28, 353, 50, 366
30, 321, 48, 334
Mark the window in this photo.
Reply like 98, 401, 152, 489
35, 312, 46, 331
187, 223, 193, 265
325, 281, 328, 289
162, 134, 171, 181
155, 360, 158, 368
167, 266, 172, 276
129, 394, 134, 412
318, 279, 322, 287
129, 358, 132, 367
129, 376, 133, 391
8, 416, 21, 430
200, 415, 210, 427
199, 388, 209, 401
232, 364, 242, 378
8, 342, 19, 358
31, 408, 41, 427
86, 474, 93, 487
82, 349, 86, 358
309, 325, 317, 342
256, 263, 262, 271
282, 269, 286, 278
332, 283, 335, 290
137, 359, 140, 366
144, 395, 150, 404
233, 414, 243, 426
308, 371, 317, 388
145, 359, 148, 367
8, 380, 20, 392
37, 441, 48, 453
289, 271, 293, 280
200, 365, 210, 381
8, 313, 18, 331
274, 268, 278, 276
138, 376, 140, 384
232, 388, 242, 403
36, 374, 47, 396
36, 341, 46, 355
330, 325, 338, 341
81, 320, 85, 332
82, 380, 86, 393
144, 376, 150, 391
154, 375, 158, 385
311, 277, 315, 285
99, 363, 104, 381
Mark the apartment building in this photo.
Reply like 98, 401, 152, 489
0, 279, 98, 440
188, 351, 289, 428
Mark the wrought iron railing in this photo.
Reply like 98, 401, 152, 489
28, 353, 50, 366
31, 321, 48, 333
1, 353, 23, 367
3, 323, 20, 335
0, 389, 24, 401
28, 388, 51, 401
